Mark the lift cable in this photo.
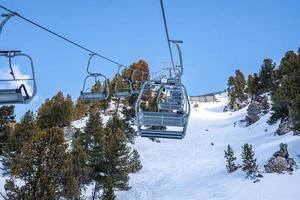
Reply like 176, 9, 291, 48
0, 5, 126, 67
160, 0, 175, 72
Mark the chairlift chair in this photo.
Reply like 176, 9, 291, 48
135, 80, 190, 139
0, 50, 37, 104
131, 70, 146, 95
79, 53, 110, 101
157, 85, 184, 111
80, 73, 109, 101
113, 66, 133, 98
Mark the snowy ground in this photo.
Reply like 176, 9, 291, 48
117, 93, 300, 200
1, 93, 300, 199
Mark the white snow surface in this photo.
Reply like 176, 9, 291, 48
116, 93, 300, 200
1, 93, 300, 199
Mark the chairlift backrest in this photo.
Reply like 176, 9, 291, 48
80, 73, 109, 101
0, 50, 37, 104
113, 66, 132, 98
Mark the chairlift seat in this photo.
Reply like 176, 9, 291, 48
0, 88, 27, 104
141, 129, 184, 139
114, 89, 132, 98
159, 103, 182, 111
132, 89, 141, 95
80, 91, 107, 101
141, 111, 185, 127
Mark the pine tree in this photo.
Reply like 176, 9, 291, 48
241, 143, 258, 179
258, 59, 276, 93
104, 117, 131, 191
102, 177, 116, 200
61, 153, 81, 199
227, 70, 247, 110
37, 91, 74, 129
71, 131, 91, 185
2, 111, 37, 174
7, 128, 68, 199
73, 97, 87, 120
235, 69, 247, 102
293, 94, 300, 132
270, 49, 300, 128
0, 105, 15, 155
227, 76, 237, 110
247, 73, 259, 99
224, 145, 238, 173
261, 95, 270, 114
129, 149, 143, 173
80, 112, 106, 198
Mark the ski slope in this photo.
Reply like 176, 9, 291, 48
117, 93, 300, 200
1, 93, 300, 199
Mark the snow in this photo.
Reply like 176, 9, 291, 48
116, 93, 300, 200
1, 93, 300, 199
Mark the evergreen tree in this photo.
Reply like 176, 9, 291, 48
102, 177, 116, 200
224, 145, 238, 173
37, 91, 74, 129
227, 76, 237, 110
7, 128, 68, 199
247, 73, 259, 98
104, 116, 131, 191
293, 94, 300, 132
261, 95, 270, 114
234, 69, 247, 102
2, 111, 37, 174
258, 59, 276, 93
80, 112, 106, 198
129, 149, 143, 173
73, 97, 87, 120
72, 131, 91, 185
0, 105, 15, 155
227, 70, 247, 110
61, 153, 81, 199
270, 50, 300, 129
241, 143, 258, 179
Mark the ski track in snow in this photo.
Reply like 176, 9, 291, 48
1, 93, 300, 199
117, 93, 300, 200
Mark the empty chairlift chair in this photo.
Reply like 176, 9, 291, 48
80, 73, 109, 101
135, 80, 191, 139
0, 50, 37, 104
131, 70, 146, 95
79, 54, 109, 101
113, 66, 132, 98
157, 85, 184, 111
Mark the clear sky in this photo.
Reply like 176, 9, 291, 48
1, 0, 300, 118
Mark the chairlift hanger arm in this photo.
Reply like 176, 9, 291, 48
0, 12, 15, 33
160, 0, 175, 72
0, 5, 126, 68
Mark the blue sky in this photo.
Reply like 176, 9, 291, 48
1, 0, 300, 118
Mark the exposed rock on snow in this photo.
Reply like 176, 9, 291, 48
265, 143, 296, 173
245, 96, 270, 126
276, 117, 293, 135
246, 101, 261, 126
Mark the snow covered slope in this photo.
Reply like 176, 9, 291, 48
117, 93, 300, 200
1, 93, 300, 199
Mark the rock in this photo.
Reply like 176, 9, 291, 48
294, 130, 300, 136
265, 143, 296, 173
276, 117, 293, 135
246, 101, 262, 126
245, 96, 268, 126
257, 173, 264, 178
273, 143, 289, 158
